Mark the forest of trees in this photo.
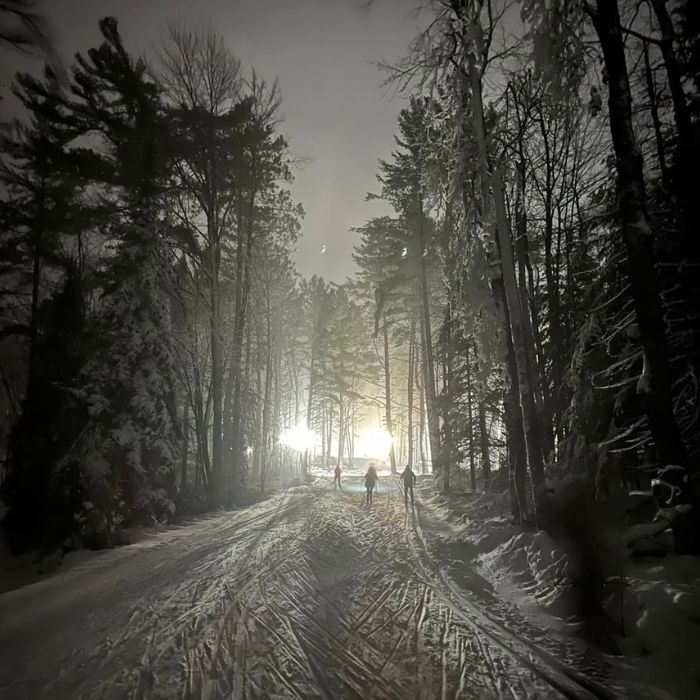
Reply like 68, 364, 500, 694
0, 15, 311, 551
1, 0, 699, 558
351, 0, 700, 549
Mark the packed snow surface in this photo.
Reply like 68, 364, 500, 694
0, 477, 654, 698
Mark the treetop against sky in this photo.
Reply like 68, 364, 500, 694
0, 0, 425, 281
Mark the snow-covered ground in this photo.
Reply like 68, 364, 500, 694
415, 482, 700, 700
0, 476, 681, 698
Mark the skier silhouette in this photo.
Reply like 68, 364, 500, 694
365, 464, 378, 505
334, 463, 342, 490
402, 464, 417, 507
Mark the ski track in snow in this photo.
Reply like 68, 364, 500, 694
0, 479, 623, 699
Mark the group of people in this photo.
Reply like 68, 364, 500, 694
333, 462, 417, 507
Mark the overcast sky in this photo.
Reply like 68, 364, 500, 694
1, 0, 423, 281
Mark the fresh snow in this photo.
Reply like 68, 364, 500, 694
414, 482, 700, 700
0, 477, 691, 698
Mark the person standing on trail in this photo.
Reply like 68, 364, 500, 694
365, 464, 378, 505
402, 464, 417, 507
334, 463, 342, 490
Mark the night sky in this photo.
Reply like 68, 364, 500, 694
0, 0, 422, 281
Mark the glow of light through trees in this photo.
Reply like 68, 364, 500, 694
279, 424, 317, 453
356, 427, 393, 459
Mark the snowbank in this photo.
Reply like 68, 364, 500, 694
481, 530, 572, 616
0, 545, 105, 595
417, 482, 700, 699
604, 556, 700, 699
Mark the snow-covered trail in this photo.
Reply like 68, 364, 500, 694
0, 478, 617, 699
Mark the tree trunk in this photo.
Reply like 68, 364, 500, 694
208, 210, 224, 506
465, 342, 477, 491
416, 198, 442, 487
181, 401, 190, 489
588, 0, 688, 471
263, 342, 282, 495
478, 400, 491, 490
252, 347, 263, 484
442, 303, 454, 492
463, 30, 547, 525
320, 401, 326, 470
535, 111, 562, 452
261, 307, 274, 492
303, 355, 315, 475
642, 40, 672, 195
28, 190, 44, 394
502, 335, 528, 523
407, 320, 415, 468
644, 2, 700, 402
326, 400, 333, 468
417, 348, 427, 474
514, 150, 554, 459
648, 0, 697, 183
194, 437, 201, 492
192, 360, 211, 484
260, 356, 274, 493
228, 176, 258, 503
349, 408, 355, 465
492, 165, 548, 525
382, 314, 397, 474
336, 400, 344, 468
418, 272, 441, 484
228, 266, 250, 503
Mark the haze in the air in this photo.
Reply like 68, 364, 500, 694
0, 0, 420, 281
2, 1, 700, 698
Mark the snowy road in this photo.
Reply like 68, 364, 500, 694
0, 477, 619, 699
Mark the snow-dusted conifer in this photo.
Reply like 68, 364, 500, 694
62, 17, 180, 540
76, 229, 178, 536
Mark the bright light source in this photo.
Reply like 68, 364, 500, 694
356, 427, 393, 459
279, 423, 317, 453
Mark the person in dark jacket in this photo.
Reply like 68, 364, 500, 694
402, 464, 417, 506
365, 464, 378, 505
334, 463, 342, 490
